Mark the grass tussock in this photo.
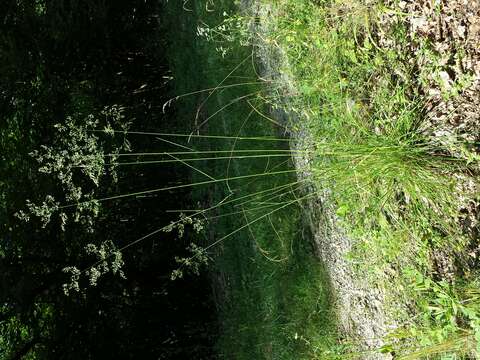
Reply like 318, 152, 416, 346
164, 0, 479, 358
263, 0, 480, 357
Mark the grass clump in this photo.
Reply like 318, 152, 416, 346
158, 0, 480, 357
163, 0, 346, 359
264, 0, 480, 357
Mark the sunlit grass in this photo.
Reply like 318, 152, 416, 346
266, 0, 479, 357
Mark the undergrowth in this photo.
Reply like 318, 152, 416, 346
161, 0, 345, 358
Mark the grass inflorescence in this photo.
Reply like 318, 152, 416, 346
59, 0, 479, 357
69, 0, 478, 357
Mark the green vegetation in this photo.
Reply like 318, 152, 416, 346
161, 0, 480, 357
163, 1, 343, 358
0, 1, 219, 358
260, 0, 479, 357
1, 0, 479, 359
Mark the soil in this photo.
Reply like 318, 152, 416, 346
380, 1, 480, 144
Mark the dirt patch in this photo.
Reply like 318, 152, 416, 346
379, 0, 480, 145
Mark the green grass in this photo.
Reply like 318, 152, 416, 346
262, 0, 479, 357
161, 0, 345, 359
109, 0, 480, 357
70, 0, 479, 357
62, 0, 478, 357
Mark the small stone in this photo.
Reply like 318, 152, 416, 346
439, 71, 452, 90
